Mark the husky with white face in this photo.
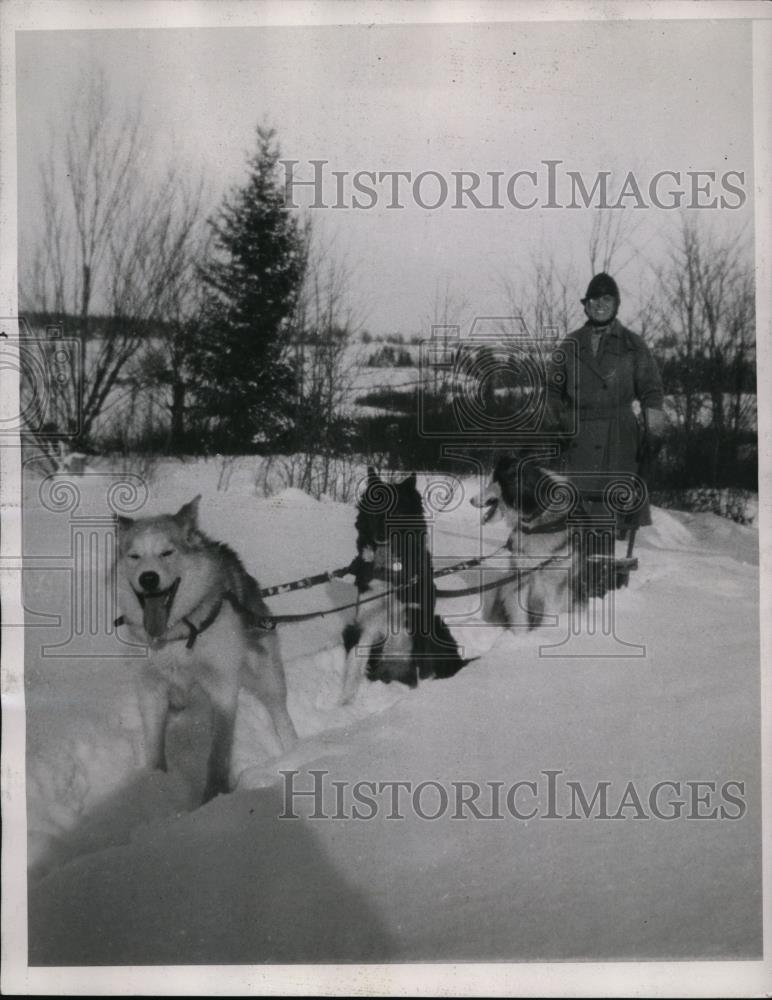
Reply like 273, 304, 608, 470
470, 455, 588, 629
115, 496, 296, 803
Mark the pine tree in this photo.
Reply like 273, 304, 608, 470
192, 127, 306, 449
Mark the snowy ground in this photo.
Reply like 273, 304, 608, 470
22, 460, 761, 965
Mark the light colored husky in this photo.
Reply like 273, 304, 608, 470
114, 496, 296, 803
470, 454, 588, 629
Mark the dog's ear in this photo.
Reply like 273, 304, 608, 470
402, 472, 417, 490
175, 495, 202, 528
115, 515, 134, 533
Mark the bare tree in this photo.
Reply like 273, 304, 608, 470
497, 248, 580, 342
285, 223, 363, 496
20, 65, 207, 449
126, 178, 210, 450
419, 277, 472, 401
587, 211, 645, 276
651, 216, 754, 485
723, 267, 756, 443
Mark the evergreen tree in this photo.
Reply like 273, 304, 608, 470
192, 127, 306, 449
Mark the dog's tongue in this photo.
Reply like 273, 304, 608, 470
142, 594, 169, 638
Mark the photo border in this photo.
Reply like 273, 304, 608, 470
1, 1, 770, 995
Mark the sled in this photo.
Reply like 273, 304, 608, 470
573, 480, 642, 597
584, 525, 639, 596
580, 434, 659, 595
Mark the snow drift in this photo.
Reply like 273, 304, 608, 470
22, 461, 761, 964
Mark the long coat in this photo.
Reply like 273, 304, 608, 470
546, 319, 664, 526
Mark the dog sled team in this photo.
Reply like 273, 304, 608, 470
114, 456, 636, 805
114, 271, 665, 804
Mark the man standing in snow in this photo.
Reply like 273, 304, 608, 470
546, 272, 666, 532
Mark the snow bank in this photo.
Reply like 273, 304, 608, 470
23, 460, 761, 963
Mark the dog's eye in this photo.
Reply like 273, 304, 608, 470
160, 549, 174, 558
128, 554, 140, 561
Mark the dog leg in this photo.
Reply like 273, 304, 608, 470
526, 592, 545, 630
337, 622, 362, 704
421, 615, 467, 679
137, 670, 171, 772
244, 643, 297, 754
341, 645, 366, 704
341, 626, 386, 704
201, 690, 238, 804
196, 635, 241, 803
341, 616, 391, 702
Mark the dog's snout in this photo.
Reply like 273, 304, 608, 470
138, 571, 160, 593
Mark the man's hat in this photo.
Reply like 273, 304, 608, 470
581, 272, 620, 304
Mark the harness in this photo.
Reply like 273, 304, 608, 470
113, 505, 593, 643
115, 587, 243, 650
433, 512, 569, 600
258, 557, 360, 598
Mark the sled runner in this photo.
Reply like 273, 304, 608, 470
585, 539, 639, 595
575, 486, 641, 598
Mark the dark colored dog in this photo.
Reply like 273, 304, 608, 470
340, 468, 467, 702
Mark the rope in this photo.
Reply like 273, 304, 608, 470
435, 556, 561, 599
244, 513, 635, 630
251, 544, 558, 630
249, 577, 419, 630
257, 558, 360, 598
256, 545, 508, 604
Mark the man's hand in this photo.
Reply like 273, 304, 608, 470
638, 408, 667, 467
645, 408, 666, 439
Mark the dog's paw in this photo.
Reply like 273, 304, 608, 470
342, 622, 362, 653
366, 661, 388, 683
200, 773, 231, 806
200, 785, 228, 806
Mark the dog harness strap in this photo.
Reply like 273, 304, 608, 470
175, 596, 225, 649
220, 590, 277, 632
197, 598, 224, 635
181, 597, 226, 648
521, 516, 568, 535
182, 617, 199, 649
434, 555, 561, 599
257, 557, 360, 598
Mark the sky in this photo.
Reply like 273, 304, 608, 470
15, 16, 755, 336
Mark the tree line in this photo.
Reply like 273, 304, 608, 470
20, 70, 756, 503
21, 69, 357, 463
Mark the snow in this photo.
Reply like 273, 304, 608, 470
23, 460, 761, 965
